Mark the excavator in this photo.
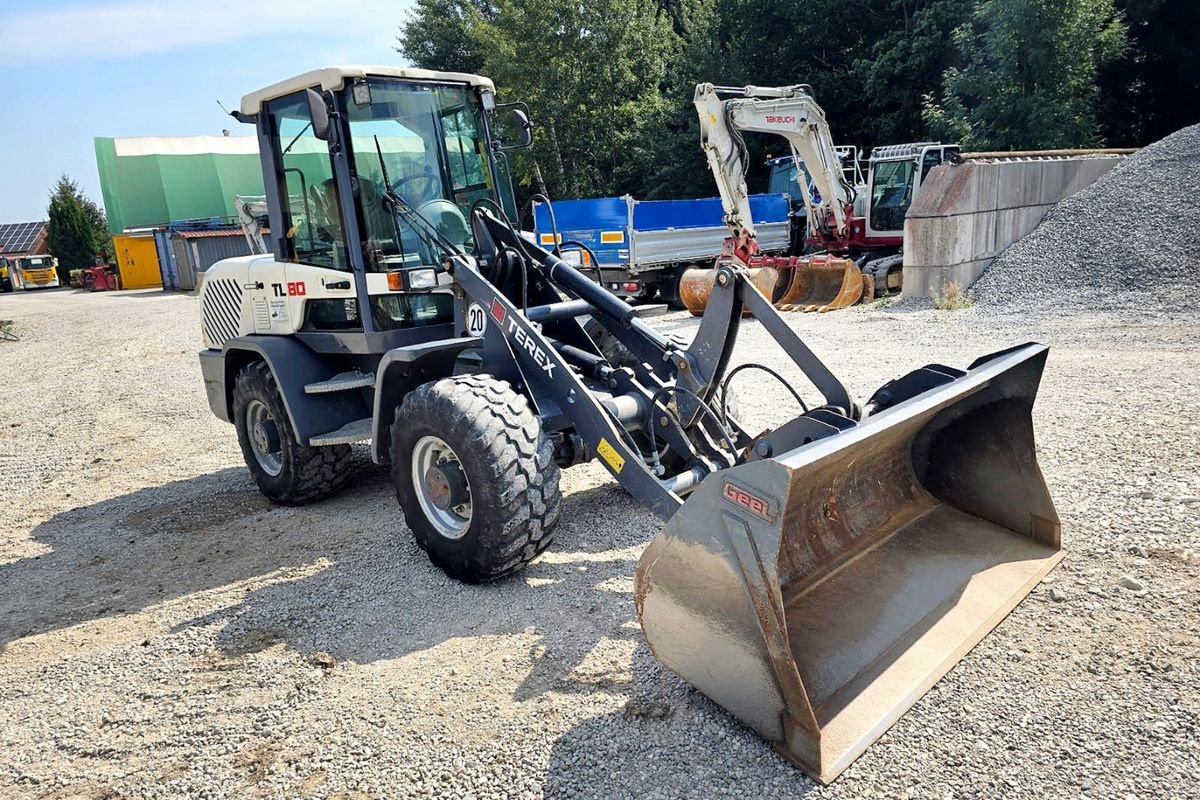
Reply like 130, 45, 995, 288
681, 83, 956, 313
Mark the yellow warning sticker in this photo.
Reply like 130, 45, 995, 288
597, 437, 625, 474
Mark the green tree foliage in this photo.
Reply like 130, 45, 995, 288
476, 0, 675, 200
1098, 0, 1200, 145
924, 0, 1128, 149
400, 0, 1180, 201
855, 0, 975, 145
46, 175, 100, 278
77, 194, 113, 263
397, 0, 495, 74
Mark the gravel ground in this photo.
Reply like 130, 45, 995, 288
0, 287, 1197, 799
973, 124, 1200, 316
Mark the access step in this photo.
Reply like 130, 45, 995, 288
309, 418, 372, 446
304, 371, 375, 394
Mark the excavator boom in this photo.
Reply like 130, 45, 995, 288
684, 83, 869, 315
695, 83, 852, 248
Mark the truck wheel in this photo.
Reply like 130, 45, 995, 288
668, 267, 689, 310
232, 362, 352, 505
391, 374, 562, 583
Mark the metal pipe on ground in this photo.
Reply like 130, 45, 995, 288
679, 266, 778, 316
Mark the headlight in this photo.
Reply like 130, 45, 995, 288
387, 268, 438, 292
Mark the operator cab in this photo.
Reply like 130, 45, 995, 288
865, 142, 958, 236
234, 66, 532, 346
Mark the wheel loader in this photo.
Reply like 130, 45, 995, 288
198, 66, 1062, 783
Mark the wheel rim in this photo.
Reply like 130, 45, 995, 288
245, 399, 284, 477
411, 435, 472, 539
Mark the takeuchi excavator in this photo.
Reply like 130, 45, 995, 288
681, 83, 956, 313
198, 65, 1060, 784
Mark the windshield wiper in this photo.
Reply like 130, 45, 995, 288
372, 135, 464, 259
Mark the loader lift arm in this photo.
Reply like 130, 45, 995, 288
453, 207, 859, 516
695, 83, 854, 260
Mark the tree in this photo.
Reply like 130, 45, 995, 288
854, 0, 974, 145
400, 0, 678, 202
397, 0, 495, 74
924, 0, 1128, 149
78, 195, 113, 263
46, 175, 100, 279
1098, 0, 1200, 145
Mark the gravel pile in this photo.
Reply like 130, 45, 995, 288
0, 289, 1197, 798
973, 123, 1200, 315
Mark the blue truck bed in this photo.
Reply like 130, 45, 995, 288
532, 194, 792, 300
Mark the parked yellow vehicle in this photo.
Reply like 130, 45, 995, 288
0, 257, 11, 292
10, 255, 61, 290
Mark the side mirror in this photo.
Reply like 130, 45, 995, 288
493, 103, 534, 151
509, 108, 533, 149
306, 88, 331, 141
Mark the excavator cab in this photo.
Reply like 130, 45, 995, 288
865, 143, 959, 238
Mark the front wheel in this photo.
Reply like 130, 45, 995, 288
391, 374, 562, 583
232, 362, 352, 505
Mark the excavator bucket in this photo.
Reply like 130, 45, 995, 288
773, 256, 866, 313
679, 266, 778, 316
635, 344, 1062, 783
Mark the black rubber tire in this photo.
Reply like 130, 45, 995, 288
667, 266, 689, 310
391, 374, 562, 583
232, 362, 353, 505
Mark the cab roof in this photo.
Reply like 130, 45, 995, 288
240, 66, 496, 116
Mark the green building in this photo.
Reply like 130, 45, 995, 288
94, 135, 266, 234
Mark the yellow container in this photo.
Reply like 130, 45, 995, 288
113, 234, 163, 290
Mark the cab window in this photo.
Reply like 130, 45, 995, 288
266, 92, 350, 271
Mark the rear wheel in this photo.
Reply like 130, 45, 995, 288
668, 265, 690, 310
391, 374, 562, 583
232, 362, 352, 505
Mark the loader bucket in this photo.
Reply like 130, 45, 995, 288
773, 256, 865, 313
680, 266, 778, 316
635, 344, 1062, 783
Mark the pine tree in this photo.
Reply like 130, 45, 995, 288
46, 175, 100, 279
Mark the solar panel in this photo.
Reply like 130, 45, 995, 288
0, 221, 47, 254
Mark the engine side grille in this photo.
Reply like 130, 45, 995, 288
202, 278, 244, 347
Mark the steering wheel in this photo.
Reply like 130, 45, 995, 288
416, 199, 470, 250
391, 173, 441, 205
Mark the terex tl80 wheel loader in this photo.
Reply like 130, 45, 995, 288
198, 66, 1062, 783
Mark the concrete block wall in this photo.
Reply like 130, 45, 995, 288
902, 155, 1125, 297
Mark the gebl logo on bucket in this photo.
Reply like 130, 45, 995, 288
722, 481, 775, 522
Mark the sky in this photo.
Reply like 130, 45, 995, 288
0, 0, 412, 223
